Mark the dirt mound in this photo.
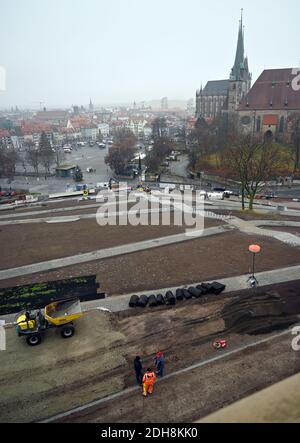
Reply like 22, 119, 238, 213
222, 289, 300, 335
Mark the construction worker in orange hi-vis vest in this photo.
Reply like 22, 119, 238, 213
142, 368, 156, 397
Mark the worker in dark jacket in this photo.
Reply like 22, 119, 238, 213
154, 351, 165, 377
134, 356, 143, 385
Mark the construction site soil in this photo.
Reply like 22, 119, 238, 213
0, 218, 225, 270
1, 231, 300, 294
1, 281, 299, 423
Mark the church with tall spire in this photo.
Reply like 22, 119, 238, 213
195, 11, 251, 119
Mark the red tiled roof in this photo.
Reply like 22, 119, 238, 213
21, 120, 51, 135
240, 68, 300, 111
263, 115, 279, 125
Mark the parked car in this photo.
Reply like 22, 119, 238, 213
213, 187, 233, 198
207, 191, 225, 201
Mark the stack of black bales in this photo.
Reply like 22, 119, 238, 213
128, 282, 226, 308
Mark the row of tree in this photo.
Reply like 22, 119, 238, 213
224, 135, 286, 210
24, 132, 56, 175
0, 145, 19, 177
189, 113, 300, 175
145, 118, 175, 173
187, 112, 300, 210
0, 131, 64, 178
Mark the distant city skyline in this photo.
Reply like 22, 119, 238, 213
0, 0, 299, 108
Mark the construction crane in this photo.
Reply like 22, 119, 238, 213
32, 101, 46, 110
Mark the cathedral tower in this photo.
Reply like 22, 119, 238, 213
228, 10, 252, 112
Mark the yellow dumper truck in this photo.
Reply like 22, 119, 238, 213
15, 298, 83, 346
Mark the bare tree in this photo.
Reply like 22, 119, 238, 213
288, 113, 300, 173
26, 145, 40, 174
0, 144, 19, 178
187, 118, 217, 169
105, 130, 136, 175
39, 131, 54, 174
152, 117, 167, 139
225, 135, 284, 210
145, 137, 174, 172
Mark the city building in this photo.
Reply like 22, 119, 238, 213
97, 123, 110, 137
35, 110, 69, 125
238, 68, 300, 141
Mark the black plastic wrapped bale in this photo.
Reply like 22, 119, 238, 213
148, 294, 158, 307
188, 287, 202, 298
183, 289, 193, 300
196, 284, 205, 293
200, 283, 214, 294
165, 291, 176, 305
129, 295, 140, 308
138, 295, 149, 308
156, 294, 165, 305
176, 288, 184, 301
211, 282, 226, 295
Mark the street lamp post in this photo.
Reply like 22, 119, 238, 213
247, 244, 261, 288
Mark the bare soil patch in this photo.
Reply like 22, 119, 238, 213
1, 281, 299, 423
0, 218, 222, 270
1, 231, 300, 295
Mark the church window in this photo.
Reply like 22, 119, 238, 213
256, 116, 261, 132
279, 116, 285, 133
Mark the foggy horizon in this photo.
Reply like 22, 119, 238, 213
1, 0, 299, 109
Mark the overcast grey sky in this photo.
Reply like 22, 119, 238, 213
0, 0, 299, 108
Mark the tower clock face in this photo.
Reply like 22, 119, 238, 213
241, 116, 251, 125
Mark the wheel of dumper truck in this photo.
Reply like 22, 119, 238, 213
61, 325, 75, 339
26, 334, 42, 346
